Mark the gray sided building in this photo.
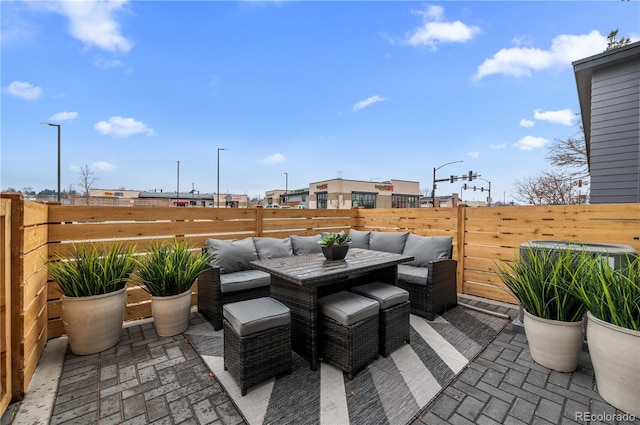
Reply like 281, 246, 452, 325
573, 41, 640, 204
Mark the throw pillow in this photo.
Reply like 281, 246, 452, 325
205, 237, 258, 274
253, 237, 293, 260
290, 234, 322, 255
402, 234, 453, 267
348, 229, 371, 249
369, 231, 409, 254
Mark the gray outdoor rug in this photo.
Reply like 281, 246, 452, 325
185, 306, 508, 425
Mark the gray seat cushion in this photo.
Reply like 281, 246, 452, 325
318, 291, 379, 326
351, 282, 409, 309
220, 270, 271, 293
206, 237, 258, 273
223, 297, 291, 337
397, 264, 429, 286
253, 237, 293, 260
402, 234, 453, 267
348, 229, 371, 249
369, 231, 409, 254
290, 234, 322, 255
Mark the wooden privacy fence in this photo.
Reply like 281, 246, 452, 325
2, 193, 639, 408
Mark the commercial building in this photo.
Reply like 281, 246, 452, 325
307, 178, 421, 209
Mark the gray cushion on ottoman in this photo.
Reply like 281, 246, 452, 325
348, 229, 371, 249
318, 291, 379, 326
223, 297, 291, 337
290, 234, 322, 255
369, 231, 409, 254
352, 282, 409, 310
403, 234, 453, 267
253, 237, 293, 259
206, 237, 258, 273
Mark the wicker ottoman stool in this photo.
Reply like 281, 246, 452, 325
223, 297, 291, 395
318, 291, 379, 379
352, 282, 410, 357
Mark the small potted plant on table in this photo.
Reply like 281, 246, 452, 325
318, 232, 352, 261
134, 239, 213, 336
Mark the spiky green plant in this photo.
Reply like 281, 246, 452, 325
134, 239, 214, 297
569, 254, 640, 331
47, 241, 137, 297
496, 245, 589, 322
318, 232, 352, 247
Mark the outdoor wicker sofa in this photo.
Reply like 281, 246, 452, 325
197, 230, 458, 330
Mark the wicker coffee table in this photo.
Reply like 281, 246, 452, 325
250, 248, 413, 370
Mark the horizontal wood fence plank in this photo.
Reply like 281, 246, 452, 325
48, 205, 258, 222
23, 201, 48, 227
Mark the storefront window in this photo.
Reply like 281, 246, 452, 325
317, 192, 328, 209
352, 192, 376, 209
392, 194, 420, 208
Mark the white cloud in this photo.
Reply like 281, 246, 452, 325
69, 165, 81, 173
520, 119, 535, 128
94, 116, 155, 137
512, 135, 549, 150
92, 161, 116, 171
57, 0, 132, 53
474, 30, 607, 80
26, 0, 132, 53
533, 108, 577, 126
50, 111, 78, 122
3, 80, 42, 100
259, 153, 286, 165
406, 5, 481, 50
353, 95, 386, 112
490, 143, 507, 149
467, 151, 480, 158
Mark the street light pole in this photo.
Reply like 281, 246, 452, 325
177, 160, 180, 206
41, 122, 61, 201
217, 148, 227, 208
432, 160, 463, 207
284, 172, 288, 193
477, 177, 492, 206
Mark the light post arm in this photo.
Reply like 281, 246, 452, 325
432, 160, 463, 207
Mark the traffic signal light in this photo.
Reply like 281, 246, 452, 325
468, 171, 474, 181
463, 184, 467, 190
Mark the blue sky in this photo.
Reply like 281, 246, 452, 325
2, 0, 639, 204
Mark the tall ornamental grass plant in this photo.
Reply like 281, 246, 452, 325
47, 241, 136, 297
570, 254, 640, 331
497, 246, 589, 322
134, 239, 214, 297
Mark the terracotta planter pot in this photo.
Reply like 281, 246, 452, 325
587, 312, 640, 417
523, 309, 584, 372
62, 288, 126, 355
151, 289, 193, 337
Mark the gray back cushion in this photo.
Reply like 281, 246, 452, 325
402, 234, 453, 267
348, 229, 371, 249
290, 234, 322, 255
253, 237, 293, 260
369, 231, 409, 254
206, 237, 258, 274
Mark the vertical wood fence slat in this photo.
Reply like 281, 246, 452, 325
0, 198, 12, 414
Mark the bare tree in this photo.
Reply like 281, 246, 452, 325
513, 170, 576, 205
78, 164, 100, 205
546, 127, 588, 180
